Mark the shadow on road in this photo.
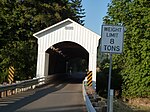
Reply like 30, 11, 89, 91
0, 73, 86, 112
16, 104, 86, 112
0, 74, 84, 112
0, 79, 68, 112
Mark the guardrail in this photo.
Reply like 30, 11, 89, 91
82, 80, 96, 112
0, 75, 54, 97
83, 80, 108, 112
0, 78, 37, 92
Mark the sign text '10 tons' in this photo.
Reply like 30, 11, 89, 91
101, 25, 124, 54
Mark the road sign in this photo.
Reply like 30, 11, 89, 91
87, 71, 92, 86
101, 25, 124, 54
8, 66, 15, 84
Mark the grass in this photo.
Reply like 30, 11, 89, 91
113, 99, 150, 112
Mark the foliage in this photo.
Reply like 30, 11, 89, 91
69, 0, 85, 24
96, 65, 122, 98
0, 41, 37, 80
0, 0, 85, 82
97, 45, 122, 98
103, 0, 150, 98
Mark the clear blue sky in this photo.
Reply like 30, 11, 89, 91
81, 0, 111, 35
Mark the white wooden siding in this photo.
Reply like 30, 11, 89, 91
33, 18, 100, 81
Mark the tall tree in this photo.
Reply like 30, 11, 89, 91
0, 0, 85, 82
69, 0, 85, 24
103, 0, 150, 98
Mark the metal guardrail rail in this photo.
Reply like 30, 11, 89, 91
82, 80, 96, 112
0, 78, 38, 92
0, 75, 55, 97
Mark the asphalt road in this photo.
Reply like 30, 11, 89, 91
0, 77, 87, 112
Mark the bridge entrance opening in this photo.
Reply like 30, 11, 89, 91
46, 41, 89, 79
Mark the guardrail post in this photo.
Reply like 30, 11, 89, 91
1, 91, 6, 98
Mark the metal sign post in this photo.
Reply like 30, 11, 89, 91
101, 25, 124, 112
107, 53, 112, 112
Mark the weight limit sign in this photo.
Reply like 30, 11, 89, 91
101, 25, 124, 54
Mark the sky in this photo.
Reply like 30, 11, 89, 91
81, 0, 111, 35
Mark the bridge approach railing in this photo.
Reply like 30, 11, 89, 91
0, 75, 55, 97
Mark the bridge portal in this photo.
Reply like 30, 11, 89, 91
33, 18, 100, 82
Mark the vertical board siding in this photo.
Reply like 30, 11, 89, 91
40, 22, 100, 53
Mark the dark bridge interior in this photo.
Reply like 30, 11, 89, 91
46, 41, 89, 78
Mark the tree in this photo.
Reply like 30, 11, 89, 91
103, 0, 150, 98
69, 0, 85, 24
0, 0, 85, 82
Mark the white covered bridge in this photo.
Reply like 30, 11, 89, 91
33, 18, 100, 82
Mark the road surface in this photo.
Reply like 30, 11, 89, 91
0, 77, 87, 112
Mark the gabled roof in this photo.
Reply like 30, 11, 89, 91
33, 18, 100, 38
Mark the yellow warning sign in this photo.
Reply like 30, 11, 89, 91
8, 66, 15, 84
87, 71, 92, 86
